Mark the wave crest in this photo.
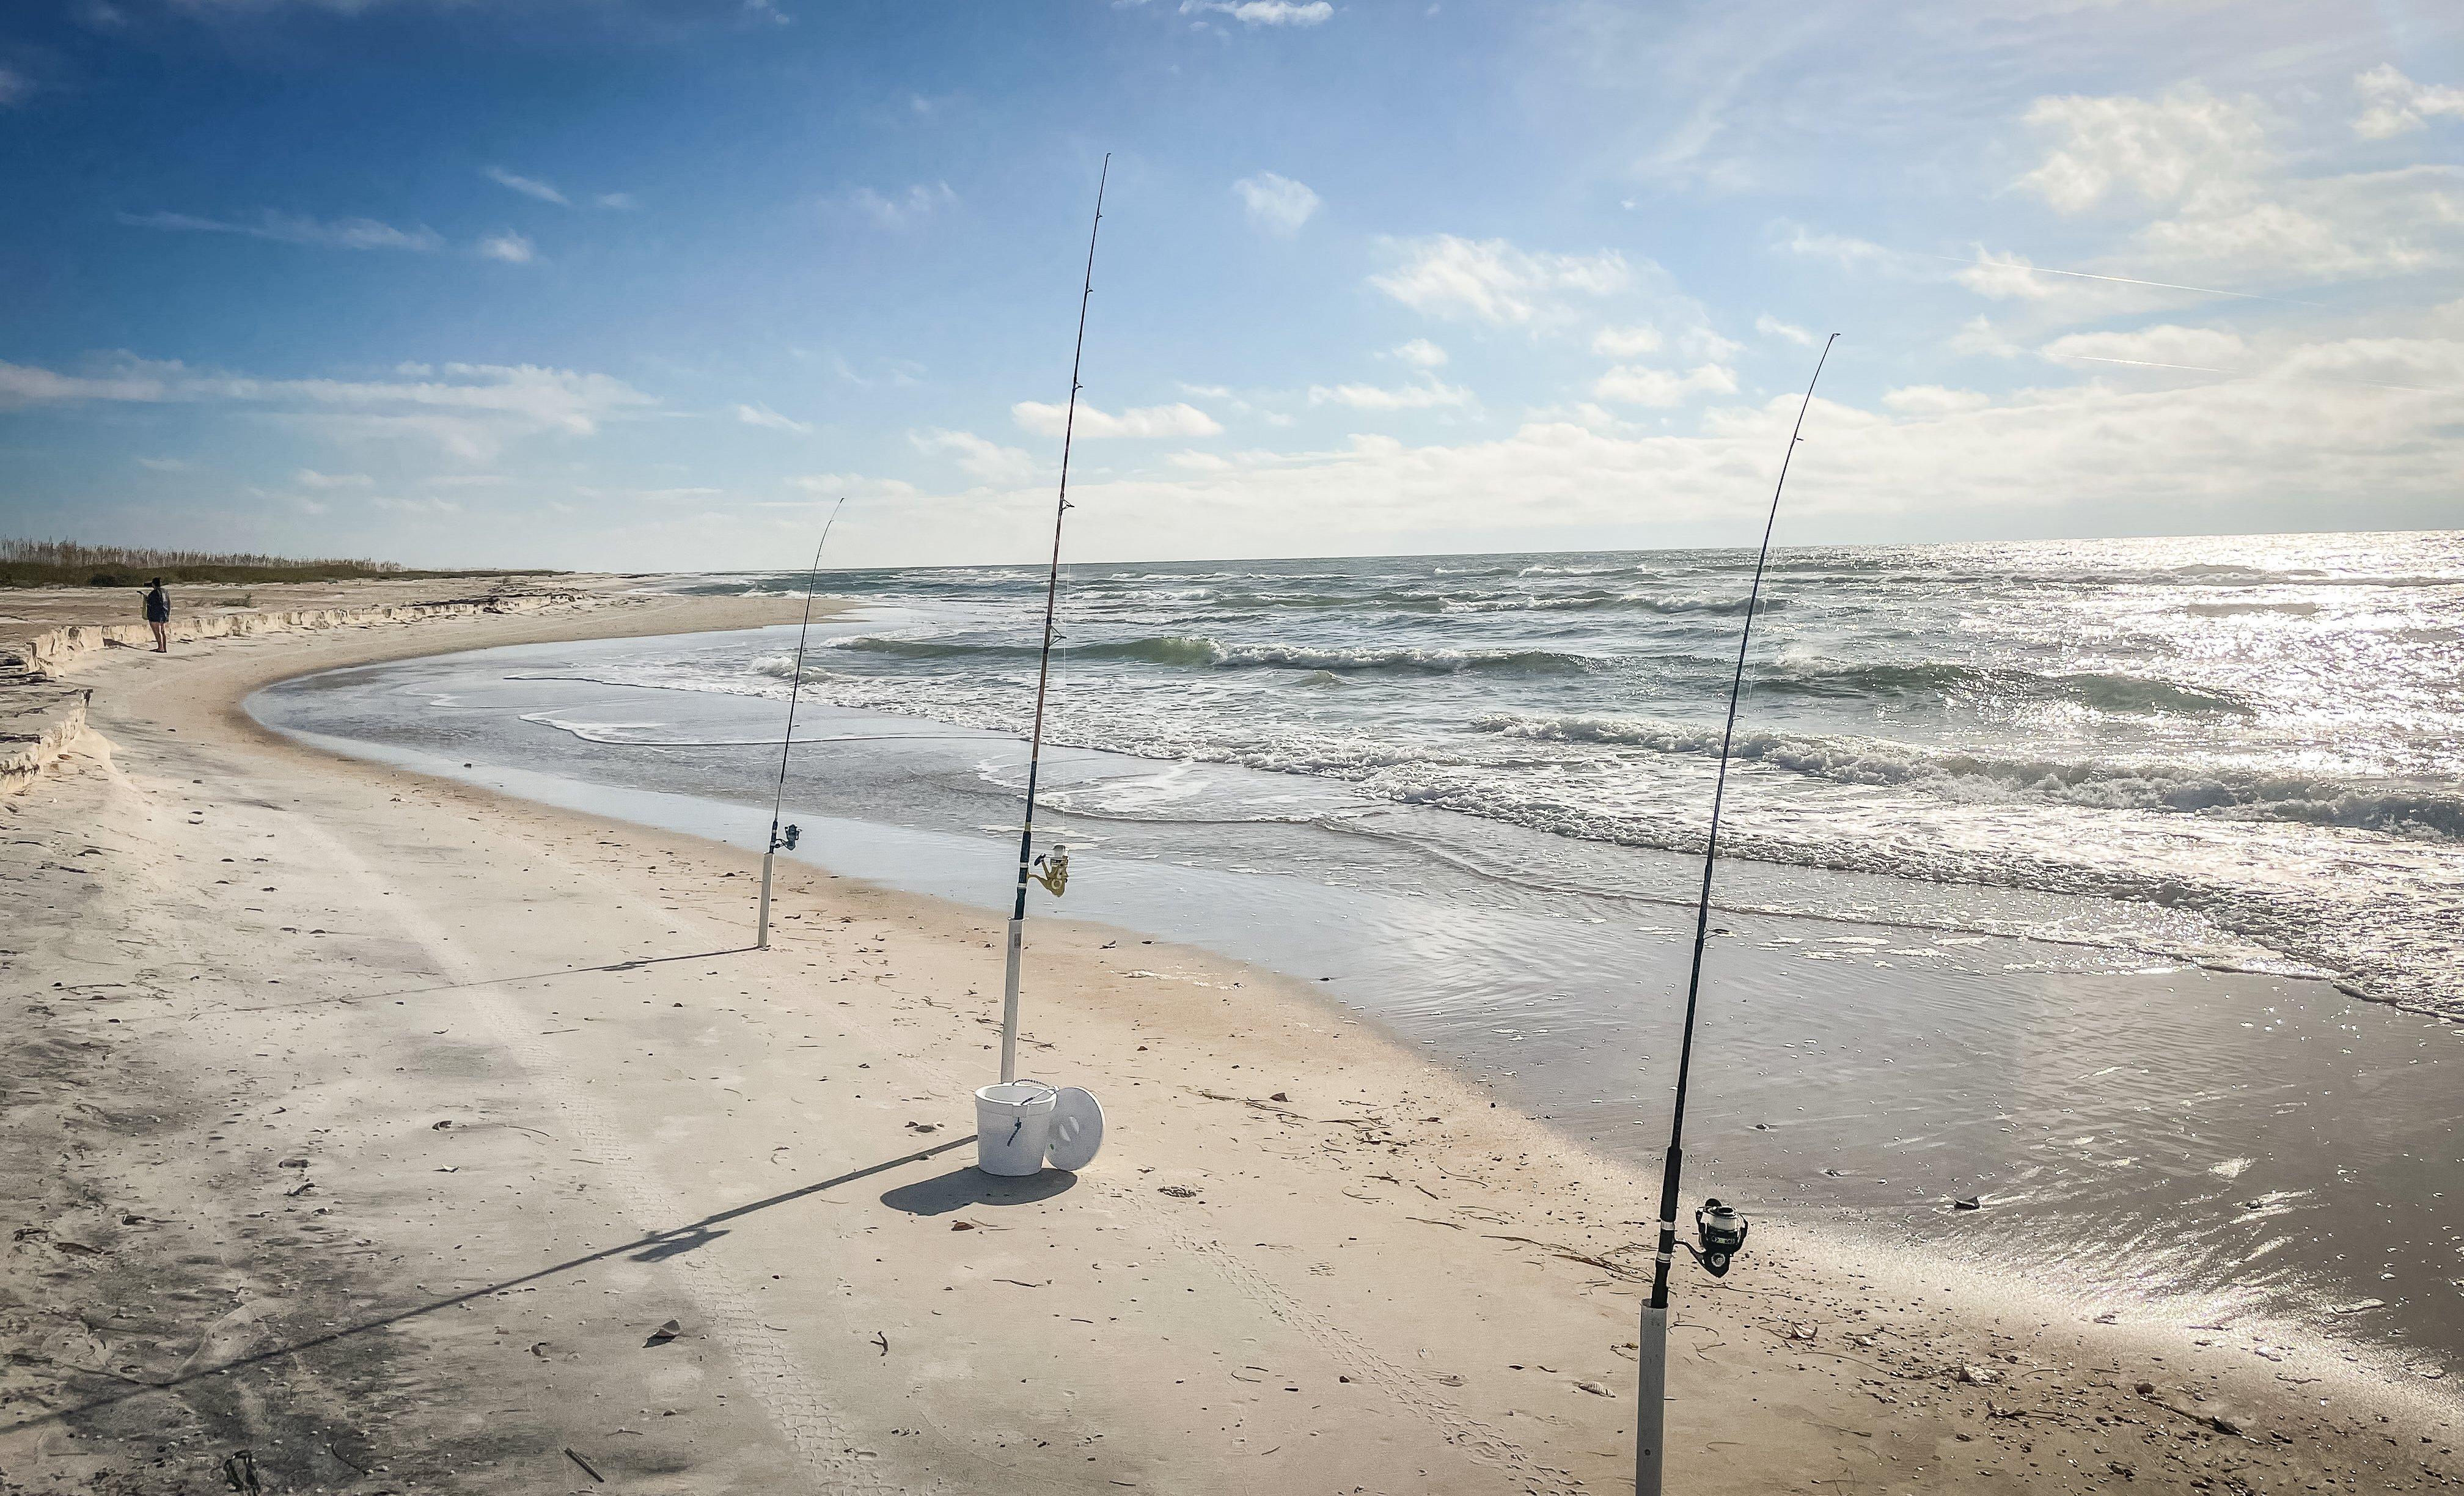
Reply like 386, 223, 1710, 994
818, 632, 1597, 677
1756, 661, 2254, 716
1474, 713, 2464, 837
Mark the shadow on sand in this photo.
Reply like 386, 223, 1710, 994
2, 1132, 977, 1432
194, 944, 767, 1019
879, 1165, 1078, 1217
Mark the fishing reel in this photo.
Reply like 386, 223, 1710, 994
1682, 1198, 1749, 1278
1031, 844, 1070, 897
771, 823, 801, 853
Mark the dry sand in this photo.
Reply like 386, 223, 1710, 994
0, 574, 583, 640
2, 590, 2456, 1494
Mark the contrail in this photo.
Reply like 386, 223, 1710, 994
2050, 353, 2242, 375
1923, 250, 2323, 306
2047, 350, 2438, 394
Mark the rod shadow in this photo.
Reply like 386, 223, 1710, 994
186, 944, 765, 1021
879, 1166, 1078, 1217
2, 1132, 977, 1432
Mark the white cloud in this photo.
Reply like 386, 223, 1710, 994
1882, 386, 1991, 416
293, 468, 373, 488
484, 166, 568, 206
0, 67, 31, 108
1957, 249, 2058, 301
1179, 1, 1332, 25
2133, 169, 2458, 283
596, 192, 637, 211
914, 428, 1041, 487
134, 455, 190, 471
1778, 225, 1910, 273
901, 323, 2464, 561
1950, 316, 2023, 359
1591, 324, 1662, 358
0, 361, 174, 404
372, 496, 463, 515
806, 350, 923, 389
1592, 362, 1737, 406
1679, 326, 1742, 361
735, 402, 813, 435
1233, 172, 1320, 235
1390, 339, 1448, 368
0, 353, 655, 460
120, 209, 442, 253
2355, 65, 2464, 141
2018, 86, 2272, 214
1011, 400, 1225, 439
477, 232, 536, 264
745, 0, 791, 24
1756, 314, 1816, 347
575, 485, 727, 505
1974, 83, 2464, 301
1372, 235, 1630, 328
1307, 378, 1473, 410
844, 182, 958, 229
790, 472, 919, 501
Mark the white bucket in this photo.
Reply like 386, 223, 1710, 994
974, 1082, 1058, 1176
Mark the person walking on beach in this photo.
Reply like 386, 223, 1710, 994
142, 578, 170, 653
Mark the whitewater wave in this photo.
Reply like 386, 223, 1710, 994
1473, 713, 2464, 838
2180, 601, 2323, 618
1753, 660, 2254, 716
812, 632, 1601, 676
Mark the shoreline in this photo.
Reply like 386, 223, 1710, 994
248, 626, 2464, 1379
2, 594, 2455, 1493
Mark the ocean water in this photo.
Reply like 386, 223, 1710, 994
251, 530, 2464, 1377
643, 530, 2464, 1018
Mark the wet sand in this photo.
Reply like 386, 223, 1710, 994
256, 634, 2464, 1374
2, 595, 2457, 1494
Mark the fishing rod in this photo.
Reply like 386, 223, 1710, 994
756, 496, 847, 950
1634, 333, 1836, 1496
997, 154, 1109, 1085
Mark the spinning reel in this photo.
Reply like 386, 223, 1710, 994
1031, 844, 1070, 897
770, 823, 801, 853
1681, 1198, 1749, 1278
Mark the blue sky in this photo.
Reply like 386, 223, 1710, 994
1, 0, 2458, 571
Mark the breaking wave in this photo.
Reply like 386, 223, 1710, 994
813, 632, 1599, 676
1754, 661, 2256, 716
1475, 713, 2464, 838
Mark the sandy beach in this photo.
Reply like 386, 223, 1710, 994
3, 590, 2457, 1495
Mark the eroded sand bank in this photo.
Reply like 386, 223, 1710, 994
2, 595, 2455, 1494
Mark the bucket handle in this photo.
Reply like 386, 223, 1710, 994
996, 1079, 1054, 1150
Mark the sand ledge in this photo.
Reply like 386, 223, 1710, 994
0, 593, 2454, 1494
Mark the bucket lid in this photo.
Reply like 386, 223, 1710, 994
1045, 1086, 1104, 1172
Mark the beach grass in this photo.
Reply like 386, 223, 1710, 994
0, 537, 561, 588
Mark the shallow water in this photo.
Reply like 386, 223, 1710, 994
627, 533, 2464, 1019
254, 616, 2464, 1379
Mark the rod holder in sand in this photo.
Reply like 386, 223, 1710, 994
757, 823, 800, 950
